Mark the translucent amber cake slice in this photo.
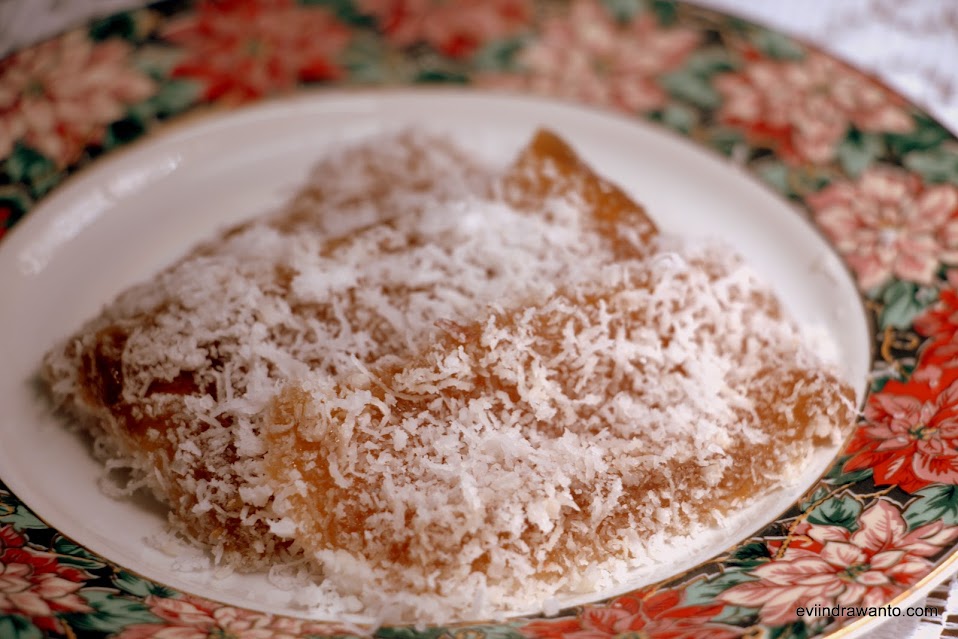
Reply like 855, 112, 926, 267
40, 127, 852, 621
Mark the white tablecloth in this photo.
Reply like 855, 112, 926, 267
2, 1, 957, 637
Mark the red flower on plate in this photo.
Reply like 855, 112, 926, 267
521, 587, 740, 639
116, 594, 350, 639
915, 288, 958, 372
358, 0, 532, 58
0, 525, 93, 634
808, 166, 958, 291
715, 50, 913, 165
479, 0, 699, 113
162, 0, 350, 104
0, 31, 155, 167
719, 500, 958, 625
0, 206, 10, 242
843, 376, 958, 492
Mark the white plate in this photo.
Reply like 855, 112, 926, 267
0, 90, 870, 621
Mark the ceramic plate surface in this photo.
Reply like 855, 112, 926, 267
2, 2, 958, 638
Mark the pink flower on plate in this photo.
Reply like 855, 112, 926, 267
162, 0, 350, 104
719, 500, 958, 625
715, 51, 913, 165
0, 525, 93, 635
116, 594, 349, 639
481, 0, 699, 113
808, 166, 958, 291
0, 31, 155, 167
359, 0, 532, 58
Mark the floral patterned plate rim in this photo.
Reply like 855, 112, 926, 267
3, 1, 958, 638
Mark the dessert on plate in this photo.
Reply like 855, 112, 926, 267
41, 128, 855, 620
